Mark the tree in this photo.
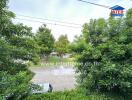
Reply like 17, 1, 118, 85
82, 18, 107, 45
0, 0, 39, 99
73, 9, 132, 98
35, 24, 55, 60
55, 35, 70, 57
69, 35, 87, 54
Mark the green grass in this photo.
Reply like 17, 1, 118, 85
25, 89, 124, 100
29, 56, 75, 67
48, 56, 74, 63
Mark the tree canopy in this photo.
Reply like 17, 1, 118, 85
35, 24, 55, 58
55, 35, 70, 57
72, 9, 132, 99
0, 0, 39, 99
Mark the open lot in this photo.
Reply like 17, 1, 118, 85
30, 66, 76, 91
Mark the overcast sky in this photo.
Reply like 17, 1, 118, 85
8, 0, 132, 42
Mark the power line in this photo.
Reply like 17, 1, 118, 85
78, 0, 130, 13
14, 18, 82, 29
16, 14, 81, 26
78, 0, 111, 9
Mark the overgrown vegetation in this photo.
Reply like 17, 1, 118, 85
25, 89, 124, 100
0, 0, 132, 100
0, 0, 39, 99
71, 9, 132, 99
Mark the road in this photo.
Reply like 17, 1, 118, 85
29, 66, 76, 91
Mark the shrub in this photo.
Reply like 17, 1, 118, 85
74, 9, 132, 98
25, 89, 124, 100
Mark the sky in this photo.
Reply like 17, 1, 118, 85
8, 0, 132, 42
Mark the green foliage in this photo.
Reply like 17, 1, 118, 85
126, 8, 132, 27
25, 89, 124, 100
0, 0, 39, 99
25, 90, 88, 100
55, 35, 70, 57
73, 9, 132, 98
82, 18, 107, 45
70, 35, 87, 54
35, 24, 55, 58
0, 71, 33, 99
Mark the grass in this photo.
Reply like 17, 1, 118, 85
25, 89, 125, 100
29, 56, 75, 68
48, 56, 74, 63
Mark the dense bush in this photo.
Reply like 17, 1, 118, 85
73, 9, 132, 98
0, 0, 39, 99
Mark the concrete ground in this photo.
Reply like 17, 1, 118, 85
29, 66, 76, 91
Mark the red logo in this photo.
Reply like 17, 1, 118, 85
111, 10, 124, 14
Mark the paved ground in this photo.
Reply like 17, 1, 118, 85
29, 66, 76, 91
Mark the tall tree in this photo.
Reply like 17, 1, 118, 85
35, 24, 55, 60
73, 9, 132, 98
55, 35, 70, 57
0, 0, 39, 99
83, 18, 107, 45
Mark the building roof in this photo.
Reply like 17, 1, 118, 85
110, 5, 125, 10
